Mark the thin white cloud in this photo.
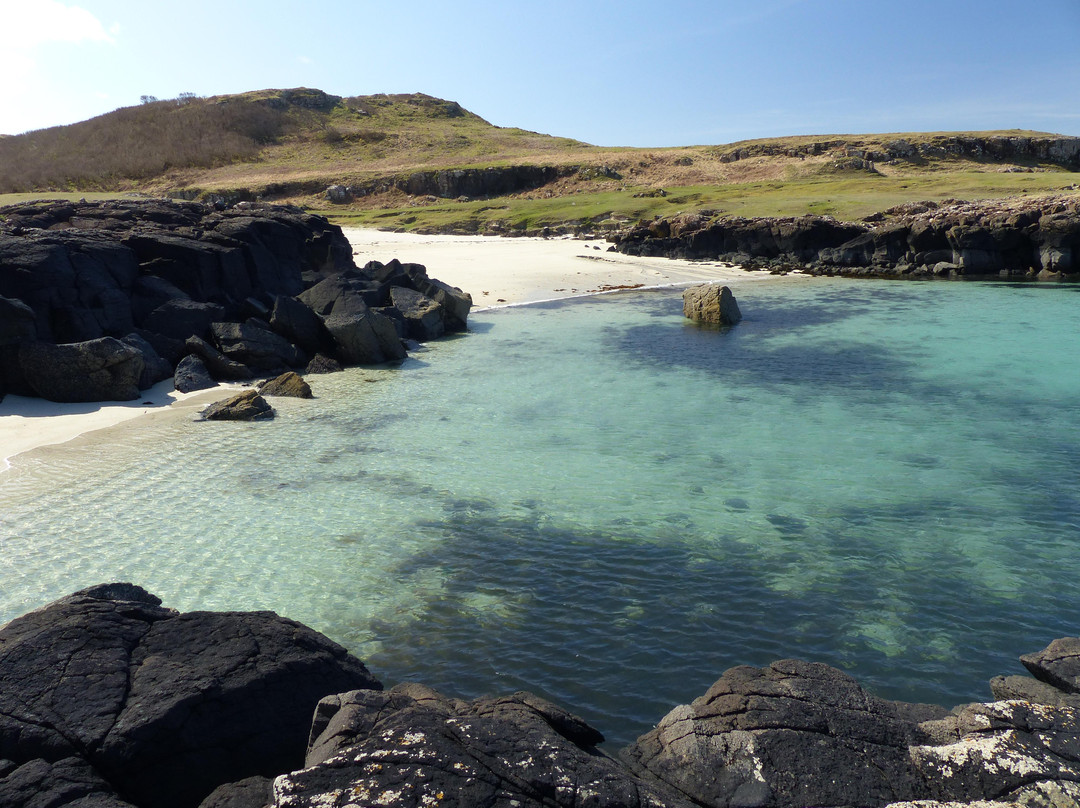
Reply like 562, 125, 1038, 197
0, 1, 115, 49
0, 2, 117, 134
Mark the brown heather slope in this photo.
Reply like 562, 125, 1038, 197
1, 87, 1079, 233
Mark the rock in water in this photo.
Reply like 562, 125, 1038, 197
200, 389, 274, 420
1021, 636, 1080, 693
683, 284, 742, 325
0, 584, 380, 808
258, 371, 313, 398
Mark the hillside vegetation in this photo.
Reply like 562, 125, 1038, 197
2, 87, 1079, 233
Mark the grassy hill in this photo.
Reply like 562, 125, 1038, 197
2, 87, 1078, 233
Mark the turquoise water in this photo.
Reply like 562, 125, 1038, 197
2, 279, 1079, 746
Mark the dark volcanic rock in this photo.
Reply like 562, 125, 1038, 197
0, 583, 380, 808
121, 332, 173, 388
275, 683, 689, 808
0, 199, 468, 404
199, 389, 275, 421
389, 284, 445, 340
142, 298, 227, 341
682, 284, 742, 325
210, 320, 304, 372
323, 307, 406, 365
623, 659, 949, 808
614, 195, 1080, 280
19, 336, 144, 402
258, 370, 313, 398
173, 354, 216, 393
183, 335, 255, 381
304, 352, 343, 374
1021, 637, 1080, 693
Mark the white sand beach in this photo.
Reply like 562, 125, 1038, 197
343, 228, 776, 308
0, 229, 799, 466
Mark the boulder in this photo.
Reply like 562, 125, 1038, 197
623, 659, 950, 808
120, 332, 174, 389
19, 336, 144, 402
269, 294, 331, 355
389, 285, 446, 340
682, 284, 742, 325
323, 307, 406, 365
200, 389, 275, 421
210, 321, 304, 372
1021, 637, 1080, 693
184, 335, 255, 381
304, 353, 343, 374
413, 277, 472, 331
257, 371, 313, 398
0, 583, 380, 808
174, 354, 216, 394
142, 299, 227, 341
274, 684, 690, 808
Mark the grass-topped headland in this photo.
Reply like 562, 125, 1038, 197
1, 87, 1078, 233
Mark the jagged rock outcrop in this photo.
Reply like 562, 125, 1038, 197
615, 195, 1080, 280
622, 650, 1080, 808
199, 389, 274, 420
2, 586, 1079, 808
0, 199, 472, 404
683, 284, 742, 325
273, 684, 689, 808
0, 583, 380, 808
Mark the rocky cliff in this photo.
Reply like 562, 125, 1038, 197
613, 194, 1080, 280
0, 199, 472, 403
1, 585, 1078, 808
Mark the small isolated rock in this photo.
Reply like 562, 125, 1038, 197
258, 371, 313, 398
1021, 637, 1080, 693
200, 389, 274, 421
682, 284, 742, 325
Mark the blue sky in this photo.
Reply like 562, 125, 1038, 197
2, 0, 1079, 145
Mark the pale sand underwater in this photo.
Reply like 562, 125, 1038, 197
0, 229, 801, 465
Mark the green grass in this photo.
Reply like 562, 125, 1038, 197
319, 169, 1080, 232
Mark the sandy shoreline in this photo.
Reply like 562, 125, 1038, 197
0, 229, 803, 466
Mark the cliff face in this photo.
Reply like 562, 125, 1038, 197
717, 134, 1080, 169
614, 195, 1080, 279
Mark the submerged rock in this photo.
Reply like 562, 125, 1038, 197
682, 283, 742, 325
200, 389, 274, 420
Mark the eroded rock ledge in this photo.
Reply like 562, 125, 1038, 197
1, 585, 1078, 808
0, 199, 471, 404
613, 194, 1080, 280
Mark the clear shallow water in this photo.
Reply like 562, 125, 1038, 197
2, 279, 1079, 747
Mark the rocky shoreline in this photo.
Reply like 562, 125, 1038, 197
1, 585, 1077, 808
612, 194, 1080, 281
0, 199, 471, 405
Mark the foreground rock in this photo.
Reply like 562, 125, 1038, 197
0, 199, 471, 403
275, 684, 689, 808
4, 584, 1079, 808
199, 389, 274, 420
0, 583, 380, 808
615, 195, 1080, 280
622, 655, 1080, 808
683, 283, 742, 325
